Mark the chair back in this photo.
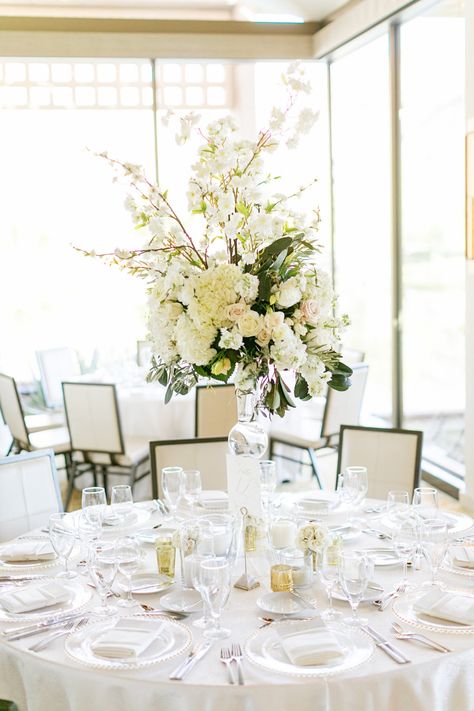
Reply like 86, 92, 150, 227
136, 341, 153, 368
0, 450, 62, 541
0, 373, 29, 448
36, 347, 81, 409
150, 437, 228, 499
336, 425, 423, 498
62, 382, 124, 455
195, 384, 237, 437
321, 363, 369, 440
341, 348, 365, 364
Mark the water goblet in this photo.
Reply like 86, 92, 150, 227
182, 469, 202, 510
49, 512, 77, 579
339, 552, 371, 627
161, 467, 183, 520
111, 485, 133, 525
81, 486, 107, 529
116, 536, 141, 607
319, 541, 343, 621
392, 519, 417, 588
190, 552, 213, 629
412, 487, 439, 520
421, 519, 449, 588
199, 558, 231, 640
386, 490, 410, 524
344, 467, 368, 509
88, 540, 118, 615
259, 460, 277, 516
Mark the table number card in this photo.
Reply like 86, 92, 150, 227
226, 454, 263, 518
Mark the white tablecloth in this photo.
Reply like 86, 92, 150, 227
1, 501, 474, 711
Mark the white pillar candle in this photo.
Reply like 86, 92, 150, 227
183, 555, 196, 588
212, 528, 229, 557
270, 520, 296, 549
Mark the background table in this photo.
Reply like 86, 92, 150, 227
1, 501, 474, 711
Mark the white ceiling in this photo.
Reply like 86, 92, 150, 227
0, 0, 356, 22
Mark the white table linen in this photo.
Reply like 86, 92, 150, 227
1, 500, 474, 711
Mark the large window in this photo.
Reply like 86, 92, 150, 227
400, 3, 465, 474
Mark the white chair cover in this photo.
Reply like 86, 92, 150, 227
0, 373, 29, 448
150, 437, 228, 499
0, 450, 62, 541
36, 347, 80, 409
195, 384, 237, 437
337, 425, 423, 498
62, 382, 123, 454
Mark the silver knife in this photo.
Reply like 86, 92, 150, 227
5, 612, 86, 641
364, 626, 411, 664
169, 641, 213, 680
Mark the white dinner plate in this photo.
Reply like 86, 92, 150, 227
380, 511, 473, 536
256, 592, 307, 616
360, 548, 401, 566
244, 620, 374, 677
134, 526, 176, 544
0, 578, 92, 622
160, 589, 203, 613
124, 573, 174, 595
332, 581, 383, 605
393, 587, 474, 634
0, 544, 80, 572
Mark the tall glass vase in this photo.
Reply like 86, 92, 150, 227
228, 389, 268, 458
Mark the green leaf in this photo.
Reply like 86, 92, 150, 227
236, 202, 251, 218
328, 373, 351, 392
294, 375, 311, 401
164, 383, 174, 404
258, 236, 292, 262
258, 273, 272, 300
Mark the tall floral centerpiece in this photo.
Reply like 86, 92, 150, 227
79, 64, 351, 454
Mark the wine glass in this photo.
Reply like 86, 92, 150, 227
161, 467, 183, 520
336, 472, 359, 507
199, 558, 231, 640
111, 485, 133, 524
81, 486, 107, 528
319, 541, 342, 621
115, 537, 141, 607
412, 487, 439, 520
259, 460, 277, 516
190, 552, 213, 629
88, 540, 118, 615
392, 519, 417, 588
48, 512, 77, 579
421, 519, 449, 588
182, 469, 202, 509
344, 467, 368, 509
339, 552, 371, 627
387, 490, 410, 524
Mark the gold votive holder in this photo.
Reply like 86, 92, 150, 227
245, 523, 257, 553
155, 535, 176, 580
271, 564, 293, 592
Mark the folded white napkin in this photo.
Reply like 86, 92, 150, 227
103, 510, 137, 527
0, 580, 70, 614
451, 546, 474, 569
276, 620, 344, 666
414, 589, 474, 626
199, 491, 229, 510
0, 541, 56, 563
91, 618, 164, 659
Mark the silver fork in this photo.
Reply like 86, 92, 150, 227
220, 647, 235, 684
231, 642, 245, 685
391, 622, 452, 653
28, 618, 87, 652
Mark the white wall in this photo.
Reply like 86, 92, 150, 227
461, 1, 474, 512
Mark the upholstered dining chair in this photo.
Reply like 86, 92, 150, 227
0, 449, 62, 541
195, 383, 238, 438
269, 363, 369, 486
336, 425, 423, 499
341, 348, 366, 364
36, 347, 81, 409
62, 381, 150, 507
150, 436, 228, 500
0, 373, 70, 459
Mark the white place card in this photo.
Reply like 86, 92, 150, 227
226, 454, 262, 518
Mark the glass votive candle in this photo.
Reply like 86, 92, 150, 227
271, 564, 293, 592
281, 548, 312, 589
155, 534, 176, 580
270, 518, 296, 550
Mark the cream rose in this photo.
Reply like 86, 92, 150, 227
227, 302, 249, 321
256, 327, 271, 347
238, 310, 262, 338
300, 299, 320, 325
264, 310, 285, 331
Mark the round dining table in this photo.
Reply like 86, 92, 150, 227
0, 497, 474, 711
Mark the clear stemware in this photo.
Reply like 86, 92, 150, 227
88, 540, 118, 615
111, 485, 134, 525
190, 552, 213, 629
412, 487, 439, 520
115, 536, 141, 607
421, 518, 449, 588
49, 512, 77, 579
319, 542, 342, 621
182, 469, 202, 511
161, 467, 183, 521
259, 460, 277, 516
392, 519, 417, 588
81, 486, 107, 529
339, 552, 371, 627
199, 558, 231, 640
386, 490, 410, 523
344, 466, 368, 509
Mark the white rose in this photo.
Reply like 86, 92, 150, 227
238, 310, 262, 338
227, 303, 249, 321
264, 311, 285, 331
300, 299, 320, 325
277, 278, 302, 309
256, 328, 271, 347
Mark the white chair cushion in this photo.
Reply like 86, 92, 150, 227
85, 438, 149, 467
29, 426, 70, 453
25, 412, 65, 433
270, 417, 324, 449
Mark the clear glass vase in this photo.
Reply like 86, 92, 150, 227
228, 389, 268, 458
